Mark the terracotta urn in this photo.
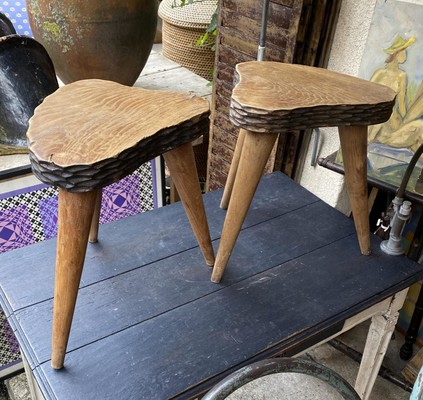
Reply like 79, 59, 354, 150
26, 0, 158, 85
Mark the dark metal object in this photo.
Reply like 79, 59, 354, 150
380, 200, 412, 256
400, 287, 423, 360
0, 165, 32, 181
257, 0, 270, 61
311, 128, 320, 166
318, 153, 423, 205
202, 358, 361, 400
320, 148, 423, 361
329, 339, 413, 392
401, 164, 423, 360
396, 144, 423, 200
415, 166, 423, 194
383, 142, 423, 355
0, 12, 16, 36
0, 34, 58, 148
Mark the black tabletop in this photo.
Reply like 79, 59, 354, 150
0, 172, 422, 399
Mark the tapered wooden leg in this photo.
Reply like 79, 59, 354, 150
220, 129, 246, 209
338, 125, 371, 255
89, 190, 102, 243
355, 289, 408, 399
52, 188, 99, 369
212, 131, 279, 283
164, 143, 215, 266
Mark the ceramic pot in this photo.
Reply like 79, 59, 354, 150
0, 35, 58, 149
26, 0, 158, 85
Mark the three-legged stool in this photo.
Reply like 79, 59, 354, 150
212, 62, 396, 283
27, 79, 215, 368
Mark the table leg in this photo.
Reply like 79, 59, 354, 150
212, 130, 279, 283
220, 129, 246, 209
164, 143, 215, 267
338, 125, 371, 255
52, 188, 99, 369
355, 288, 408, 399
89, 190, 102, 243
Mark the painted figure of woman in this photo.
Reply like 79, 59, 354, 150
368, 35, 423, 152
368, 35, 415, 142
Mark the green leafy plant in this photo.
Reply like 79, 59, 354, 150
196, 8, 217, 51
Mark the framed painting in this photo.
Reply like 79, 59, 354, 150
337, 0, 423, 193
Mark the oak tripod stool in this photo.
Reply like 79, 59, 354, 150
27, 79, 215, 369
211, 61, 396, 283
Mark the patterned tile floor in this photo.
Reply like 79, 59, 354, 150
0, 313, 20, 371
0, 165, 154, 254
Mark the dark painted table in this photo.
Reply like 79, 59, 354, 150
0, 172, 422, 400
320, 151, 423, 362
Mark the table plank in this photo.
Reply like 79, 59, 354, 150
1, 172, 422, 400
31, 234, 423, 400
14, 200, 354, 366
0, 173, 318, 314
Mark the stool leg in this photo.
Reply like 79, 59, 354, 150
164, 143, 215, 266
52, 188, 99, 369
220, 129, 246, 209
338, 125, 371, 255
89, 190, 102, 243
212, 131, 279, 283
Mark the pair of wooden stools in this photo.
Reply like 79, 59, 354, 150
27, 62, 395, 369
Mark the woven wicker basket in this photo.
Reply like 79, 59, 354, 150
158, 0, 216, 80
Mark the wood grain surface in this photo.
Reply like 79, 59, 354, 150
207, 0, 302, 191
27, 79, 210, 191
230, 62, 396, 132
51, 189, 100, 369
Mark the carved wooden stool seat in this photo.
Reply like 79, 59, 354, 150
27, 79, 215, 369
211, 61, 396, 283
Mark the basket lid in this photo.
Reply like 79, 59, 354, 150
158, 0, 217, 29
